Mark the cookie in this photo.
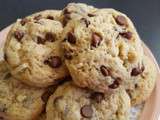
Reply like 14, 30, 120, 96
60, 3, 97, 26
62, 7, 144, 92
0, 47, 4, 61
46, 82, 130, 120
0, 61, 46, 120
4, 10, 69, 87
0, 61, 8, 77
126, 55, 157, 105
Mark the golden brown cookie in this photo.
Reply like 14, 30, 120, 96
0, 61, 46, 120
4, 10, 69, 87
46, 82, 131, 120
62, 7, 144, 93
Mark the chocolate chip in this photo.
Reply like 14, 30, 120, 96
108, 78, 121, 89
131, 68, 140, 76
20, 18, 29, 26
67, 32, 76, 44
4, 73, 12, 80
90, 92, 104, 103
14, 30, 24, 41
120, 32, 132, 39
135, 84, 138, 88
45, 32, 55, 42
63, 14, 71, 27
63, 8, 71, 14
4, 53, 7, 61
88, 13, 95, 17
81, 18, 90, 27
91, 33, 102, 47
34, 14, 42, 20
0, 116, 4, 120
47, 16, 54, 20
115, 15, 127, 26
80, 105, 93, 118
100, 65, 110, 76
131, 66, 144, 76
62, 8, 71, 26
37, 36, 45, 44
44, 56, 62, 68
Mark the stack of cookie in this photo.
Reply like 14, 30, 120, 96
0, 3, 157, 120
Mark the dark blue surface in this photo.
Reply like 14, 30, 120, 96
0, 0, 159, 64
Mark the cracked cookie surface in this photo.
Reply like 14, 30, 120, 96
62, 8, 144, 92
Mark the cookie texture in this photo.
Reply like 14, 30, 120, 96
38, 113, 46, 120
60, 3, 97, 26
126, 55, 157, 105
4, 10, 69, 87
0, 61, 46, 120
62, 8, 144, 92
46, 82, 130, 120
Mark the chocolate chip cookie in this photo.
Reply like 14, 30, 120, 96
46, 82, 130, 120
0, 61, 46, 120
4, 10, 69, 87
126, 55, 157, 105
62, 8, 144, 92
